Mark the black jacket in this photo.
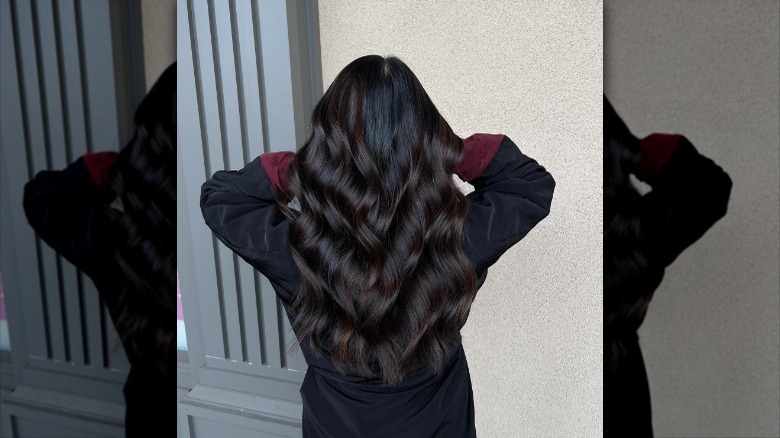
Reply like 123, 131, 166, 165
201, 134, 555, 437
23, 157, 176, 437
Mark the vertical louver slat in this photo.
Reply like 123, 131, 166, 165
18, 0, 69, 362
208, 0, 245, 362
259, 275, 282, 368
232, 0, 265, 366
38, 0, 86, 365
55, 0, 105, 369
252, 271, 267, 365
183, 0, 229, 360
256, 0, 298, 152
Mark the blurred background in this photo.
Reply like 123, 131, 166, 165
605, 1, 780, 436
0, 0, 174, 436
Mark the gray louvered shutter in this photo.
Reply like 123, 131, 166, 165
0, 0, 144, 436
176, 0, 321, 436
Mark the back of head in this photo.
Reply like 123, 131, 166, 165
278, 55, 477, 384
294, 55, 464, 203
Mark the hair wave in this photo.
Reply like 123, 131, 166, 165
109, 62, 176, 373
276, 55, 477, 385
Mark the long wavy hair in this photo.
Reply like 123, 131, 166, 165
275, 55, 477, 385
603, 95, 653, 371
109, 62, 176, 373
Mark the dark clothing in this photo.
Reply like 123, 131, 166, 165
23, 157, 176, 437
201, 134, 555, 437
604, 136, 732, 437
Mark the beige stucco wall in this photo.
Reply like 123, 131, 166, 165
141, 0, 175, 91
605, 1, 780, 436
319, 1, 603, 436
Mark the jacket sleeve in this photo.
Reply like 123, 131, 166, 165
637, 135, 732, 267
461, 135, 556, 274
23, 157, 121, 278
200, 157, 299, 302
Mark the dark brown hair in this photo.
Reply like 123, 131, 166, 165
111, 63, 176, 373
276, 55, 477, 384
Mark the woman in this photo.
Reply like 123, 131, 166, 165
604, 95, 732, 436
201, 55, 555, 437
23, 63, 176, 436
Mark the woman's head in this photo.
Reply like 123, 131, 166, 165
111, 62, 176, 372
295, 55, 463, 198
277, 55, 476, 384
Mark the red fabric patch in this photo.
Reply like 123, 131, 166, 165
260, 133, 504, 192
455, 133, 505, 182
83, 151, 119, 191
260, 151, 295, 195
634, 133, 682, 181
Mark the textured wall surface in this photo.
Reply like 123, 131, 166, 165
605, 1, 780, 436
319, 1, 603, 436
141, 0, 175, 90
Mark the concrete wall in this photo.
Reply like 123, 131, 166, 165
605, 1, 780, 436
141, 0, 176, 91
319, 1, 603, 436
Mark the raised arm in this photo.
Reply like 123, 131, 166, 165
635, 134, 732, 267
458, 134, 556, 274
23, 152, 121, 277
200, 153, 299, 300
